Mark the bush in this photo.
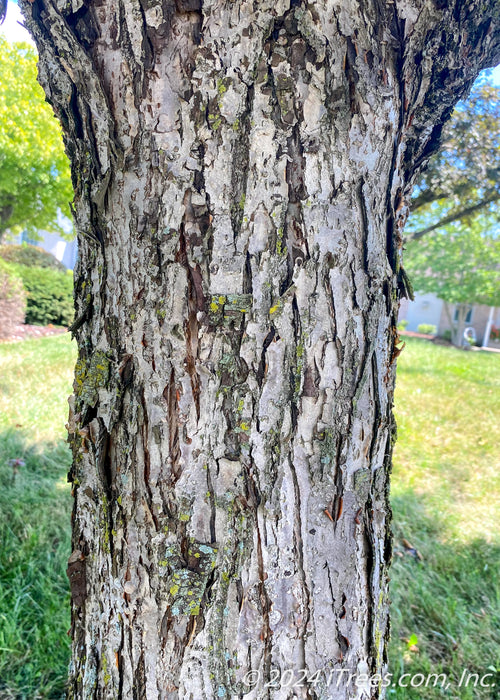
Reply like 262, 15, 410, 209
0, 244, 66, 272
417, 323, 437, 335
442, 330, 452, 342
490, 325, 500, 342
13, 265, 73, 326
397, 319, 409, 331
0, 260, 26, 339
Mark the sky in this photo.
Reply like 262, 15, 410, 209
2, 0, 500, 85
1, 1, 31, 44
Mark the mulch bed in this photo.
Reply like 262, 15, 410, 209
0, 324, 68, 343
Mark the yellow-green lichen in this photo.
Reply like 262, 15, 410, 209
208, 113, 222, 131
167, 543, 218, 617
276, 227, 286, 256
75, 351, 111, 408
101, 654, 111, 685
217, 78, 228, 98
100, 493, 111, 554
208, 294, 253, 325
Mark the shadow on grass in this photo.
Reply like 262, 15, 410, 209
0, 429, 72, 700
1, 420, 498, 700
389, 490, 500, 699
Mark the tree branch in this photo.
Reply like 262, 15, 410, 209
408, 194, 499, 241
411, 189, 449, 210
0, 204, 13, 227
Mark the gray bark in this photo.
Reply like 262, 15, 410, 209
20, 0, 500, 697
444, 301, 467, 347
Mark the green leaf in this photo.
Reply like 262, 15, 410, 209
410, 79, 500, 235
407, 634, 418, 648
0, 37, 73, 240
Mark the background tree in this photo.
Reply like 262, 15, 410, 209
0, 36, 72, 241
18, 0, 500, 697
405, 218, 500, 345
409, 80, 500, 241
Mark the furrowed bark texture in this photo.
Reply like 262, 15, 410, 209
22, 0, 499, 697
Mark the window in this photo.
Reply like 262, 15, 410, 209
21, 230, 39, 247
453, 306, 473, 324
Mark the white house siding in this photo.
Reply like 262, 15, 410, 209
399, 293, 500, 348
18, 229, 78, 269
399, 292, 443, 333
37, 230, 78, 269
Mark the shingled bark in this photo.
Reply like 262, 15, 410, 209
21, 0, 499, 697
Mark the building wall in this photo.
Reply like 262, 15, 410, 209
36, 230, 78, 270
400, 293, 500, 347
18, 230, 78, 270
438, 303, 500, 346
399, 292, 443, 333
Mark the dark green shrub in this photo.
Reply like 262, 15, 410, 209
0, 244, 66, 272
13, 265, 73, 326
0, 259, 26, 339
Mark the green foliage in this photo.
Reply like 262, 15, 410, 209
405, 218, 500, 307
397, 319, 409, 331
0, 37, 73, 240
0, 259, 26, 339
406, 634, 418, 649
417, 324, 437, 335
406, 77, 500, 346
0, 243, 66, 271
13, 264, 73, 326
410, 80, 500, 238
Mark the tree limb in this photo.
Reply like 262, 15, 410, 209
408, 194, 499, 241
411, 189, 449, 210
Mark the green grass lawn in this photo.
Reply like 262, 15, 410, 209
0, 335, 76, 700
0, 335, 498, 698
389, 339, 500, 699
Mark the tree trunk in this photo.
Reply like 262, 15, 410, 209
443, 301, 461, 346
446, 302, 466, 347
21, 0, 499, 697
455, 304, 467, 347
0, 204, 14, 243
